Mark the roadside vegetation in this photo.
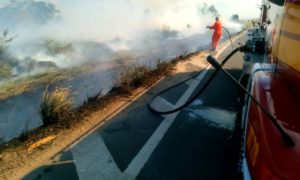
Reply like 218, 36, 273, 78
40, 86, 74, 125
0, 53, 181, 179
0, 64, 12, 79
116, 60, 173, 93
0, 45, 198, 180
0, 65, 93, 100
0, 57, 175, 143
0, 29, 17, 80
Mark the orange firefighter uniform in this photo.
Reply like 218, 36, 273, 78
208, 20, 222, 50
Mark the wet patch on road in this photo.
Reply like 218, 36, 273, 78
187, 107, 236, 131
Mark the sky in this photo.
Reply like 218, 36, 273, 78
0, 0, 264, 45
53, 0, 262, 17
48, 0, 262, 19
125, 0, 263, 19
1, 0, 263, 19
42, 0, 263, 41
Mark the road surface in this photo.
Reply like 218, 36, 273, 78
24, 33, 246, 180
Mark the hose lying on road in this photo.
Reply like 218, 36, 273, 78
148, 45, 295, 147
147, 47, 241, 115
147, 27, 236, 114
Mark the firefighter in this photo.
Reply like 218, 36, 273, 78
206, 17, 222, 51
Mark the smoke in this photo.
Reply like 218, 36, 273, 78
0, 0, 254, 80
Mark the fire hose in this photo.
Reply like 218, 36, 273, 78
222, 26, 233, 49
147, 47, 241, 115
147, 26, 234, 114
147, 45, 295, 147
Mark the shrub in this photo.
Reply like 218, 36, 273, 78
40, 86, 74, 125
115, 60, 173, 93
117, 66, 151, 93
0, 63, 12, 79
154, 60, 172, 75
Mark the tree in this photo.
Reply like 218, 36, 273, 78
208, 5, 219, 17
197, 3, 219, 17
0, 0, 61, 28
231, 14, 240, 22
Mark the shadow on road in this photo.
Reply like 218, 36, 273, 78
23, 66, 245, 180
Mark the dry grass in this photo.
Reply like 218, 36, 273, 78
40, 86, 74, 125
116, 60, 173, 94
0, 64, 12, 79
0, 58, 174, 140
154, 60, 173, 75
117, 66, 151, 93
0, 65, 94, 101
0, 58, 177, 179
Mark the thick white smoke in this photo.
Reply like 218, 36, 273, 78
0, 0, 260, 77
0, 0, 262, 142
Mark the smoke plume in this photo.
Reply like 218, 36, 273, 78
0, 0, 248, 81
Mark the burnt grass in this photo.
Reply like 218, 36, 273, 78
0, 54, 191, 159
0, 49, 211, 179
0, 50, 244, 180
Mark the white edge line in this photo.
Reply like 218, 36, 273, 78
119, 31, 246, 180
67, 76, 166, 149
119, 65, 211, 180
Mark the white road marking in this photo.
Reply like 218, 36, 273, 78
52, 32, 245, 180
119, 66, 209, 180
149, 96, 176, 112
46, 160, 76, 166
67, 76, 166, 150
119, 32, 245, 180
72, 132, 122, 180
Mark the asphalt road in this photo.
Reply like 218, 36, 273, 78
24, 34, 246, 180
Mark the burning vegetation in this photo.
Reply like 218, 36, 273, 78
0, 0, 244, 145
0, 1, 253, 178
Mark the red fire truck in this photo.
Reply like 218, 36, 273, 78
241, 0, 300, 179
